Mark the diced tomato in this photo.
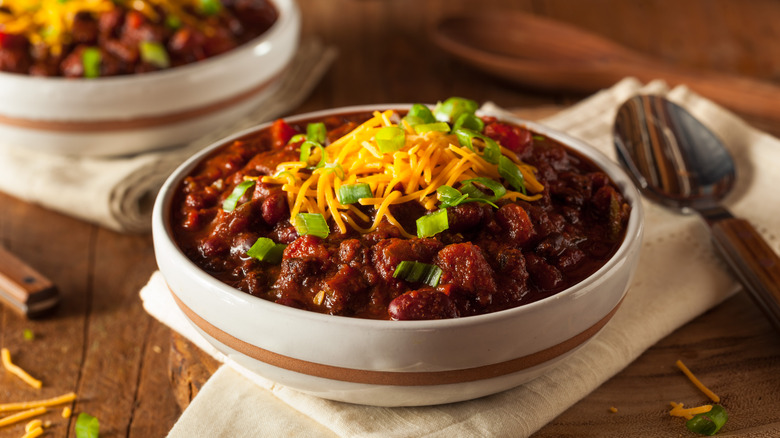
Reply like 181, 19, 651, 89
484, 122, 533, 155
270, 118, 298, 149
126, 11, 144, 29
0, 32, 27, 49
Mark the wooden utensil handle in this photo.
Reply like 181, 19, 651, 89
614, 59, 780, 125
0, 246, 59, 318
709, 218, 780, 331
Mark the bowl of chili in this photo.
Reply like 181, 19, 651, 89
152, 99, 644, 406
0, 0, 299, 156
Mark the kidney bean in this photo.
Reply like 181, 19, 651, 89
230, 232, 259, 258
270, 223, 299, 244
261, 192, 288, 225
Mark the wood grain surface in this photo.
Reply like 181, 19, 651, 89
2, 0, 780, 436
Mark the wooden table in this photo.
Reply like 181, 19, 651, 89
2, 1, 779, 436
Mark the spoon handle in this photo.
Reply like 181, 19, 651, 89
708, 217, 780, 330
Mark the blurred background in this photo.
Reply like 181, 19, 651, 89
297, 0, 780, 134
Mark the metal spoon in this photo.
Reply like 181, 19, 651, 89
614, 94, 780, 331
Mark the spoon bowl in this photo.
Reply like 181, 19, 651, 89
614, 94, 780, 330
614, 95, 735, 211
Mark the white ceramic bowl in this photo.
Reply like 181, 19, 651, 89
152, 105, 644, 407
0, 0, 300, 157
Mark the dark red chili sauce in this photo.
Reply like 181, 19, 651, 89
171, 112, 631, 320
0, 0, 277, 77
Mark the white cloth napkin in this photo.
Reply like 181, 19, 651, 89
0, 39, 337, 233
141, 78, 780, 437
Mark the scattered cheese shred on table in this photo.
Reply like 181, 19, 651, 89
676, 359, 720, 403
669, 401, 713, 420
62, 406, 72, 418
22, 418, 45, 438
1, 348, 42, 389
21, 425, 44, 438
0, 392, 77, 413
608, 406, 618, 413
0, 407, 47, 428
25, 419, 42, 432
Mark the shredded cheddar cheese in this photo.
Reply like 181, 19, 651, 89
0, 392, 77, 413
608, 406, 618, 413
0, 406, 46, 428
669, 401, 713, 420
21, 425, 44, 438
24, 419, 42, 432
61, 406, 72, 418
676, 359, 720, 403
261, 110, 544, 237
1, 348, 42, 389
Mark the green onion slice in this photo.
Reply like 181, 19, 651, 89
533, 135, 546, 141
306, 122, 327, 144
288, 133, 307, 144
338, 183, 373, 205
404, 104, 436, 125
402, 115, 425, 127
222, 179, 255, 212
75, 413, 100, 438
436, 185, 469, 208
416, 208, 448, 238
82, 47, 101, 78
22, 329, 34, 341
413, 122, 450, 134
433, 97, 478, 123
392, 260, 443, 287
454, 128, 501, 164
686, 405, 728, 436
273, 170, 296, 180
165, 14, 182, 29
300, 140, 327, 169
452, 113, 485, 132
460, 177, 506, 203
294, 213, 329, 239
322, 162, 345, 179
376, 126, 406, 153
139, 41, 170, 68
498, 156, 527, 194
198, 0, 222, 15
246, 238, 286, 264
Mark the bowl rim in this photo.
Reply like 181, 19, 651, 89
153, 103, 644, 330
0, 0, 297, 86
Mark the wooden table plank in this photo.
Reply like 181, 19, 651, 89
534, 291, 780, 437
1, 1, 780, 437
